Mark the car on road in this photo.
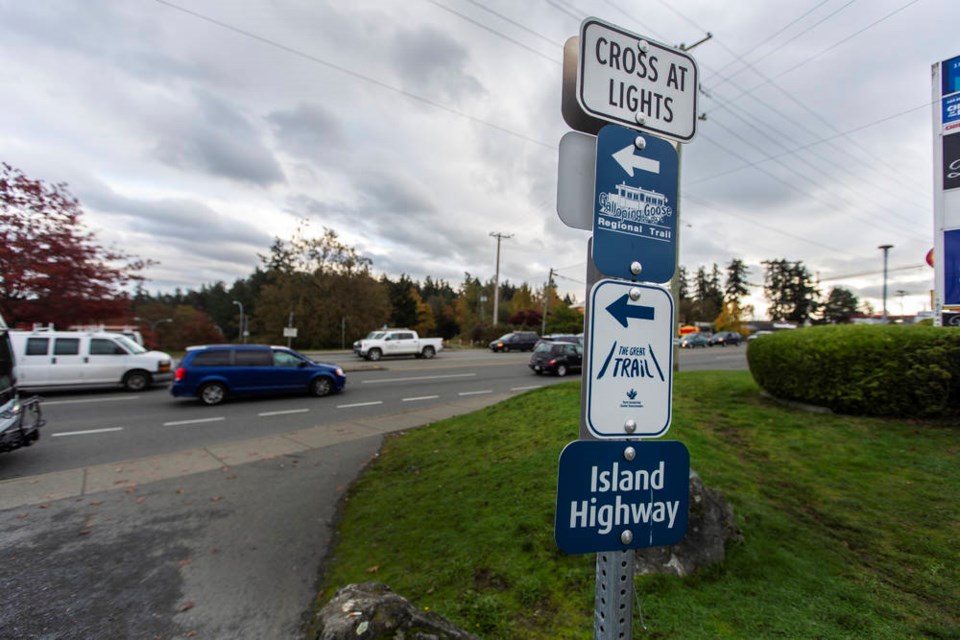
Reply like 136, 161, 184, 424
748, 330, 773, 341
489, 331, 539, 352
10, 327, 173, 392
353, 329, 443, 361
171, 344, 346, 406
679, 333, 708, 348
708, 331, 742, 347
528, 340, 583, 377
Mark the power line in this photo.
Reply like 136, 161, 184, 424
151, 0, 555, 150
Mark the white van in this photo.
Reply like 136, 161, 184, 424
10, 329, 174, 392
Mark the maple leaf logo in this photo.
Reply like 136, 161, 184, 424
626, 389, 637, 400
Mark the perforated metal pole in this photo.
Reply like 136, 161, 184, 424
595, 551, 635, 639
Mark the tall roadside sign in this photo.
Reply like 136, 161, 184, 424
933, 54, 960, 325
554, 17, 698, 640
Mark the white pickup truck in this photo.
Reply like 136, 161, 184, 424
353, 329, 443, 361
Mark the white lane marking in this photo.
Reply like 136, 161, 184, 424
337, 401, 383, 409
163, 417, 226, 426
403, 395, 440, 402
458, 390, 493, 396
52, 427, 125, 438
258, 409, 310, 417
511, 385, 543, 391
42, 396, 141, 406
362, 373, 476, 384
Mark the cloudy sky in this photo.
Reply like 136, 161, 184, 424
2, 0, 956, 318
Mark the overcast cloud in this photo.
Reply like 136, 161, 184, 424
1, 0, 956, 318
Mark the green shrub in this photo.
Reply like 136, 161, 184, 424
746, 325, 960, 418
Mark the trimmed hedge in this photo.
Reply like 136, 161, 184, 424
747, 325, 960, 418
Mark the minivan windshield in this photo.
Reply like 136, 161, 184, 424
114, 335, 147, 354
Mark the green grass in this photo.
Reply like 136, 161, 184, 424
316, 371, 960, 639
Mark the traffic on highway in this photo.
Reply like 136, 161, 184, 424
0, 346, 746, 481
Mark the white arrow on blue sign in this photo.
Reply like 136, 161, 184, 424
593, 124, 679, 283
585, 279, 674, 439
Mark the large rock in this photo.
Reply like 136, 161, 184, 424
634, 470, 743, 576
313, 582, 477, 640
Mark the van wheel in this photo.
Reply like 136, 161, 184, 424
422, 346, 436, 359
311, 377, 333, 397
199, 382, 227, 406
123, 370, 150, 391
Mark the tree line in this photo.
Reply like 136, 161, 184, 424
1, 163, 862, 351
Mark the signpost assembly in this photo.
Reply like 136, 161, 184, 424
554, 17, 699, 639
932, 53, 960, 324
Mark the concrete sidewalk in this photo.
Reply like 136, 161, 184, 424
0, 392, 514, 639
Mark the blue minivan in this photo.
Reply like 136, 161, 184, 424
171, 344, 346, 406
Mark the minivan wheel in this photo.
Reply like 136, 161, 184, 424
556, 364, 569, 377
311, 377, 333, 397
199, 382, 227, 406
123, 370, 150, 391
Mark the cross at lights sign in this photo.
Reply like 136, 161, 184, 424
578, 18, 699, 143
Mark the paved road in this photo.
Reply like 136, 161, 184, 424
0, 345, 747, 639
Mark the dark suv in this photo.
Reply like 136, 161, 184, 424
489, 331, 539, 352
171, 344, 346, 406
708, 331, 742, 347
529, 340, 583, 376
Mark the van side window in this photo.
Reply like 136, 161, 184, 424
54, 338, 80, 355
234, 350, 273, 366
192, 350, 232, 367
26, 337, 49, 356
90, 338, 126, 356
273, 351, 303, 367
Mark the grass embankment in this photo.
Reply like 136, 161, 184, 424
317, 371, 959, 639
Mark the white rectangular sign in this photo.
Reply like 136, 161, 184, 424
578, 18, 698, 142
585, 280, 674, 438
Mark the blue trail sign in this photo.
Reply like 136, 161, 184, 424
592, 124, 679, 283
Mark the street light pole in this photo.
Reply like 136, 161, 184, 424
232, 300, 245, 343
878, 244, 893, 323
490, 232, 513, 326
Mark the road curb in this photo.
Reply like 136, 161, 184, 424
0, 392, 514, 511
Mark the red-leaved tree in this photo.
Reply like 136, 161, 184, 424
0, 163, 154, 327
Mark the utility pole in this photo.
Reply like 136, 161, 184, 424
490, 232, 513, 326
542, 267, 555, 335
878, 244, 893, 323
232, 300, 245, 343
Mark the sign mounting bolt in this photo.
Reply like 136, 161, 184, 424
623, 446, 636, 461
634, 136, 646, 150
621, 530, 634, 544
624, 419, 637, 434
637, 40, 649, 53
635, 113, 646, 126
629, 287, 642, 301
630, 261, 643, 275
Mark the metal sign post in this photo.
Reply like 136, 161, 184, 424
555, 18, 698, 639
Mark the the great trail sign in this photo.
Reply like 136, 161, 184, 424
578, 18, 699, 143
593, 124, 679, 283
585, 279, 674, 439
555, 439, 689, 554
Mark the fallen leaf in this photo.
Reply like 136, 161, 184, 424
366, 565, 379, 574
17, 513, 29, 520
88, 501, 102, 506
210, 496, 222, 502
225, 474, 237, 480
136, 496, 146, 504
79, 529, 92, 536
178, 601, 194, 613
38, 504, 49, 509
178, 559, 192, 567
